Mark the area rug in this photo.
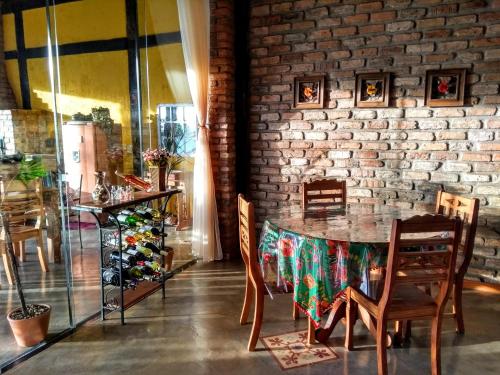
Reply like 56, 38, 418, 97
261, 330, 338, 370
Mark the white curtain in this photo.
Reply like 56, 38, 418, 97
177, 0, 222, 261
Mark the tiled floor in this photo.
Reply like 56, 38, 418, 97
5, 260, 500, 375
0, 225, 195, 369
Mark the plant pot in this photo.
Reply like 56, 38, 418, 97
7, 304, 51, 347
149, 166, 166, 192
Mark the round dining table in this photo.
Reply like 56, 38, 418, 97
258, 203, 431, 344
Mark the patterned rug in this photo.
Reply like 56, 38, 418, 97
261, 330, 338, 370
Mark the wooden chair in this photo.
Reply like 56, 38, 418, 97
238, 194, 264, 351
0, 178, 49, 285
435, 190, 479, 334
302, 178, 346, 210
238, 194, 312, 350
345, 214, 462, 375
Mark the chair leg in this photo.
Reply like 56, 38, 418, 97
18, 241, 26, 262
78, 213, 83, 249
376, 318, 388, 375
240, 274, 254, 325
405, 320, 412, 339
345, 296, 357, 350
453, 281, 465, 334
248, 286, 264, 351
293, 304, 300, 320
36, 233, 49, 273
307, 317, 315, 345
394, 321, 403, 344
431, 316, 443, 375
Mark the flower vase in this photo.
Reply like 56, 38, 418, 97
149, 165, 166, 192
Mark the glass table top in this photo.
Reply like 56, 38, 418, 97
265, 203, 432, 244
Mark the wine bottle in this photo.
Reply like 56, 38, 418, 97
115, 171, 152, 192
117, 213, 138, 227
102, 267, 129, 286
137, 224, 160, 237
110, 251, 137, 266
145, 207, 163, 221
124, 235, 137, 245
126, 248, 149, 262
128, 266, 143, 279
134, 208, 153, 220
145, 260, 161, 272
141, 241, 169, 256
135, 245, 154, 258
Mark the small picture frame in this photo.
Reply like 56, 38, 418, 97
355, 72, 390, 108
293, 76, 325, 109
425, 69, 466, 107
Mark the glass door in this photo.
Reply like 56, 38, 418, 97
0, 1, 73, 370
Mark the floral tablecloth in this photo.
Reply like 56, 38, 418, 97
258, 220, 387, 327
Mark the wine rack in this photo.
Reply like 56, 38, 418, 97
73, 189, 181, 324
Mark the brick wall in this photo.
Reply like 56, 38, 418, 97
248, 0, 500, 282
0, 4, 16, 109
0, 109, 55, 154
209, 0, 239, 259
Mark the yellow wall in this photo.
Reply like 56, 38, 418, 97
2, 13, 16, 51
2, 0, 189, 174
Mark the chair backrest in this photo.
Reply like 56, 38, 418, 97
238, 194, 263, 286
0, 178, 45, 229
435, 190, 479, 277
302, 178, 346, 210
380, 214, 462, 314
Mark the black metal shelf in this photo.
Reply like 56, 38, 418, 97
72, 189, 180, 325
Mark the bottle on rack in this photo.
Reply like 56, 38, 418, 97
102, 267, 129, 286
141, 240, 168, 256
124, 235, 137, 246
134, 208, 153, 220
137, 224, 161, 238
144, 207, 163, 222
110, 251, 137, 267
135, 245, 154, 259
128, 266, 143, 279
126, 248, 150, 262
117, 212, 138, 227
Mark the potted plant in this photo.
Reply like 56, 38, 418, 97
1, 157, 51, 347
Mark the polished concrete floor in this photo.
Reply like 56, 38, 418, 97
0, 225, 195, 369
5, 260, 500, 375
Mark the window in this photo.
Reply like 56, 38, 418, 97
157, 104, 197, 156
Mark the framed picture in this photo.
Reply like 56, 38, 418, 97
355, 72, 390, 108
293, 76, 325, 109
425, 69, 466, 107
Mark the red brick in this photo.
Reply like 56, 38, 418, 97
344, 14, 369, 25
416, 18, 445, 29
333, 26, 357, 37
359, 24, 385, 34
356, 1, 383, 12
371, 11, 396, 22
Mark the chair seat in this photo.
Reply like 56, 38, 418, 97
3, 225, 40, 241
351, 283, 437, 321
388, 285, 437, 320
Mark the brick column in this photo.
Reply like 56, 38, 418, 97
209, 0, 238, 259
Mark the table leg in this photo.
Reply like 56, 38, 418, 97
315, 298, 347, 344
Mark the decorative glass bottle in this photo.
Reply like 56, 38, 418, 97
92, 171, 110, 204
